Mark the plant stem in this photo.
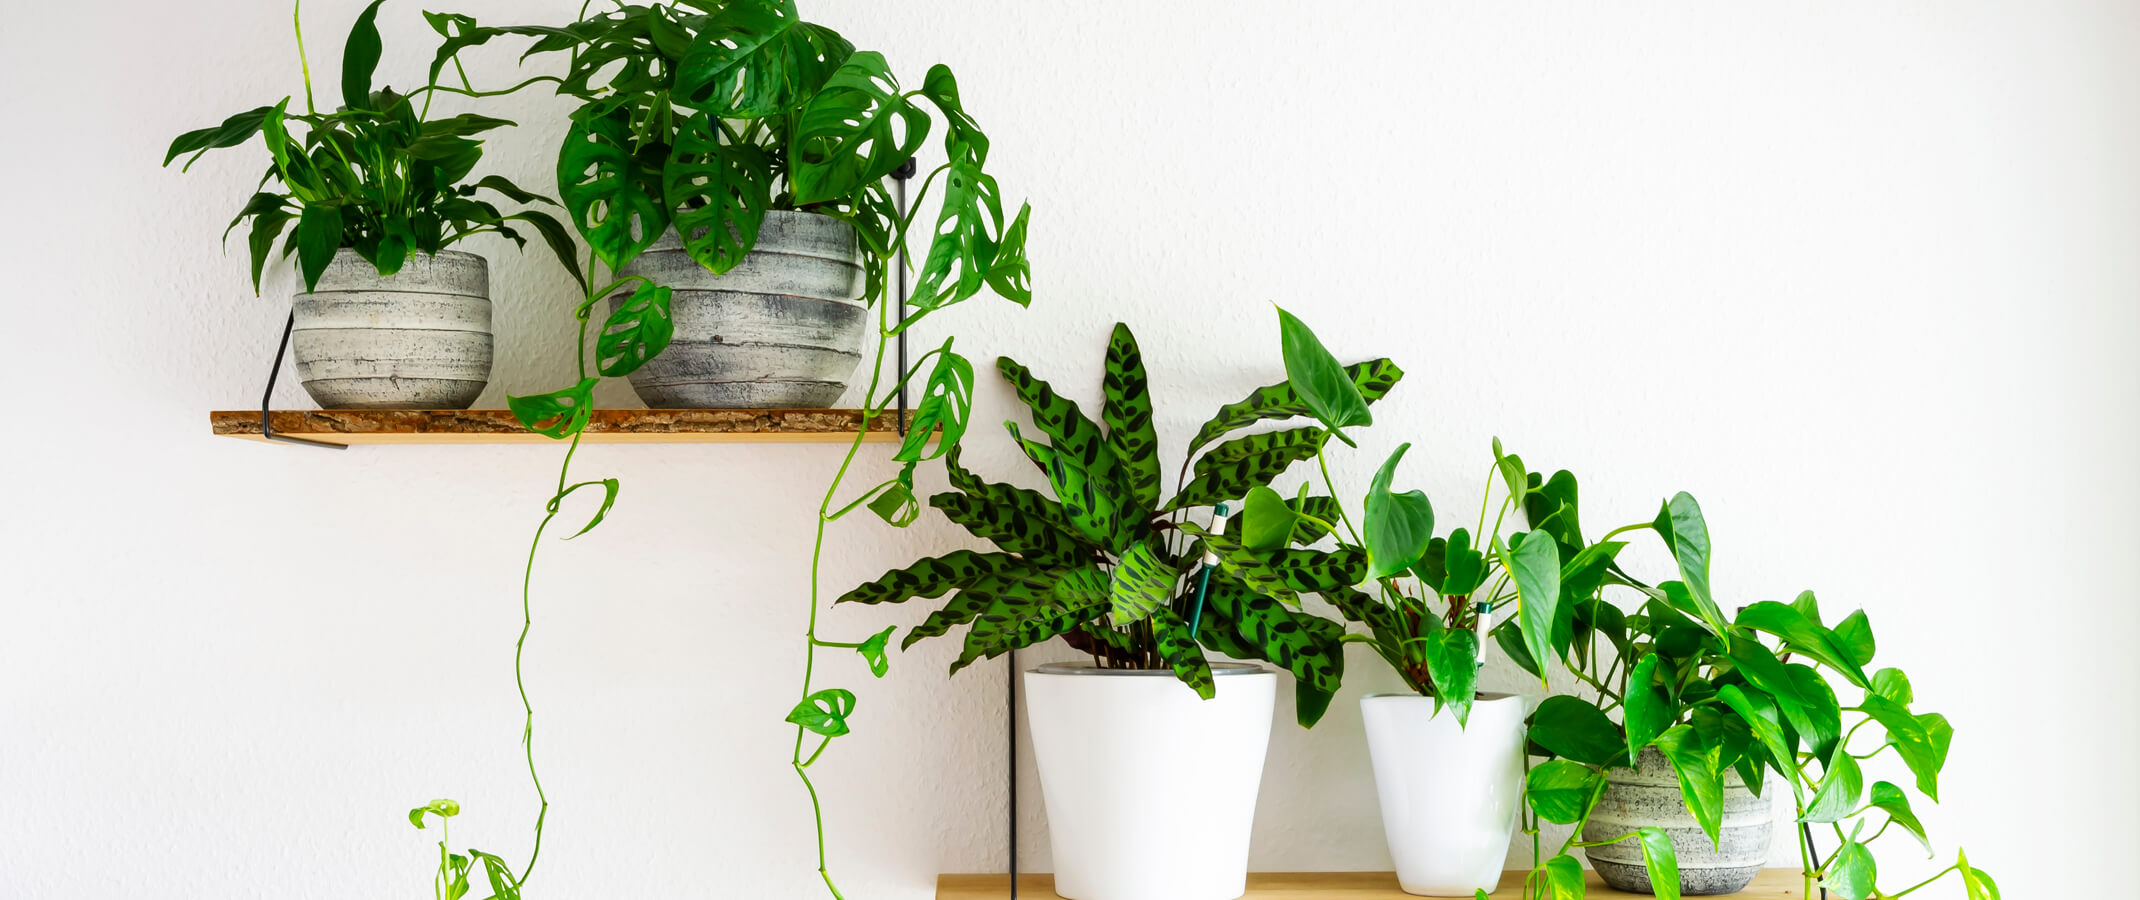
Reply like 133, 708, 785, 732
1314, 444, 1362, 544
292, 0, 316, 115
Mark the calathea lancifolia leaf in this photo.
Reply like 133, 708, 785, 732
1276, 306, 1371, 446
996, 358, 1119, 492
596, 281, 674, 377
786, 689, 857, 737
930, 491, 1088, 568
1265, 547, 1365, 594
1186, 358, 1404, 457
789, 51, 930, 205
664, 111, 772, 275
837, 549, 1034, 606
508, 377, 599, 439
1007, 422, 1120, 550
1101, 323, 1162, 513
1150, 608, 1215, 699
1179, 522, 1298, 607
557, 107, 666, 270
942, 446, 1086, 551
952, 586, 1102, 675
1363, 442, 1436, 580
894, 340, 975, 463
1169, 427, 1326, 511
1108, 541, 1182, 626
1206, 582, 1344, 695
904, 571, 1058, 649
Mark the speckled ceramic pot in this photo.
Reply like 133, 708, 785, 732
291, 249, 492, 409
1581, 747, 1772, 895
612, 211, 866, 408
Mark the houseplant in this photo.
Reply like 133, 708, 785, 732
164, 0, 572, 410
427, 0, 1031, 408
838, 320, 1404, 900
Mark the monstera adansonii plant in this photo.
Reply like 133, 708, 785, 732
837, 323, 1402, 726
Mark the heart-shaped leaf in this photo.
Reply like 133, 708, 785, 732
1821, 840, 1877, 900
786, 688, 857, 737
1652, 724, 1725, 847
1240, 486, 1299, 553
1364, 442, 1435, 580
789, 51, 929, 204
1531, 695, 1628, 767
1655, 492, 1731, 637
558, 107, 667, 270
1275, 307, 1370, 445
1639, 826, 1682, 900
1871, 667, 1913, 705
1543, 854, 1585, 900
664, 111, 773, 275
1801, 741, 1863, 823
1501, 533, 1563, 687
596, 282, 674, 377
1623, 653, 1674, 762
1526, 760, 1605, 824
1959, 850, 1999, 900
509, 377, 599, 439
1422, 628, 1479, 725
1868, 780, 1933, 855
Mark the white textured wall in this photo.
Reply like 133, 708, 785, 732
4, 1, 2136, 897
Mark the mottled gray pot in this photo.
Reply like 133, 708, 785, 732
1582, 747, 1772, 895
613, 210, 866, 408
291, 249, 491, 409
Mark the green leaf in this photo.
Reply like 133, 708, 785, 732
1100, 324, 1161, 512
1423, 628, 1479, 725
471, 850, 521, 900
1871, 667, 1913, 705
664, 111, 773, 275
856, 626, 896, 678
1623, 654, 1674, 762
1275, 307, 1371, 445
508, 377, 599, 439
596, 282, 674, 377
998, 356, 1122, 524
1959, 850, 1999, 900
553, 478, 620, 539
931, 446, 1093, 566
407, 798, 460, 828
1714, 685, 1797, 801
1652, 724, 1725, 847
502, 210, 587, 294
1525, 759, 1606, 824
894, 342, 975, 463
1109, 541, 1182, 626
1729, 637, 1841, 760
863, 463, 920, 527
1531, 695, 1628, 767
1821, 841, 1876, 900
1151, 607, 1216, 699
790, 51, 929, 204
1492, 437, 1528, 509
164, 105, 276, 168
1495, 618, 1544, 681
1858, 694, 1951, 801
558, 107, 666, 270
1502, 534, 1563, 686
674, 0, 851, 116
1007, 422, 1120, 549
1868, 781, 1933, 856
1638, 826, 1682, 900
1734, 601, 1872, 689
1170, 427, 1326, 512
1543, 854, 1586, 900
1655, 493, 1731, 637
837, 549, 1034, 606
1187, 358, 1404, 456
1364, 442, 1436, 580
786, 688, 857, 737
912, 157, 1009, 312
1205, 582, 1345, 699
341, 0, 387, 111
1240, 487, 1297, 552
1180, 522, 1298, 607
292, 204, 343, 293
919, 63, 990, 166
1801, 742, 1863, 823
922, 569, 1080, 653
1832, 609, 1876, 667
1267, 547, 1365, 593
985, 202, 1033, 306
1525, 469, 1585, 551
244, 201, 296, 294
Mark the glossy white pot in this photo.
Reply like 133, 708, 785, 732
1361, 692, 1528, 897
1025, 662, 1276, 900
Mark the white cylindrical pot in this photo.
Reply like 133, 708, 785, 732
614, 211, 867, 409
1361, 692, 1528, 897
291, 249, 492, 409
1582, 746, 1772, 895
1025, 662, 1276, 900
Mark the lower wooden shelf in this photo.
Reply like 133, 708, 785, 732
209, 408, 910, 445
937, 869, 1806, 899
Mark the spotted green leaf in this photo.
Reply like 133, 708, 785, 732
952, 589, 1102, 675
903, 569, 1062, 649
1185, 358, 1404, 457
1169, 427, 1326, 511
1101, 323, 1162, 512
1180, 522, 1297, 607
837, 549, 1032, 606
789, 51, 929, 204
1110, 541, 1182, 626
931, 490, 1088, 569
1150, 607, 1215, 699
1266, 547, 1365, 594
998, 357, 1120, 502
508, 377, 599, 439
786, 689, 856, 737
1007, 422, 1120, 549
1206, 582, 1344, 695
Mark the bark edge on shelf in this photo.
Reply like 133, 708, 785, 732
935, 869, 1808, 899
210, 408, 915, 445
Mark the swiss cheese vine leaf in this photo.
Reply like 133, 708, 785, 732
508, 377, 599, 440
663, 111, 773, 275
596, 282, 674, 377
558, 107, 666, 270
789, 51, 929, 205
785, 689, 856, 737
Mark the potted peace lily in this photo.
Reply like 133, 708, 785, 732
164, 0, 572, 410
839, 320, 1401, 900
428, 0, 1031, 408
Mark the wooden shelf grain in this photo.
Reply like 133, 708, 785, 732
936, 869, 1807, 899
210, 408, 911, 446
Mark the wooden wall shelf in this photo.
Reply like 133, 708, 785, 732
210, 409, 909, 446
937, 869, 1807, 899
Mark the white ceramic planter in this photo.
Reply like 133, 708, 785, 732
1361, 692, 1528, 897
613, 210, 867, 409
290, 249, 492, 409
1582, 746, 1772, 895
1025, 662, 1276, 900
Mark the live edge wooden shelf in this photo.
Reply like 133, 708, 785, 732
937, 869, 1807, 899
210, 409, 909, 446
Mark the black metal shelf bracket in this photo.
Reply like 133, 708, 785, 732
257, 311, 345, 451
893, 157, 916, 438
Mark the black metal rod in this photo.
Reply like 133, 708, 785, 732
1802, 822, 1827, 900
259, 311, 345, 451
893, 159, 915, 437
1008, 647, 1018, 900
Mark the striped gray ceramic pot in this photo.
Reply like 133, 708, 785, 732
290, 249, 491, 409
613, 210, 866, 408
1581, 747, 1772, 895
